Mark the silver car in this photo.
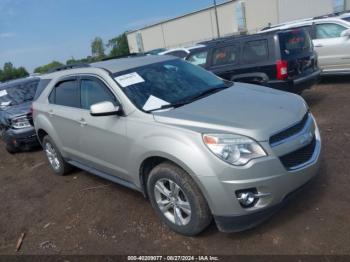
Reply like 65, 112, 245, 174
261, 17, 350, 75
33, 56, 321, 236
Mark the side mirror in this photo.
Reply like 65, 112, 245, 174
341, 29, 350, 38
90, 101, 122, 117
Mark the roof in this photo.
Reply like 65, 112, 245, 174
126, 0, 234, 34
91, 55, 176, 73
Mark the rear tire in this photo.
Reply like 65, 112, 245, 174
147, 162, 212, 236
43, 135, 72, 176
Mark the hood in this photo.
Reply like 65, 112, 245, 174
153, 83, 308, 141
0, 101, 32, 127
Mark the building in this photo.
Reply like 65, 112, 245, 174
126, 0, 350, 53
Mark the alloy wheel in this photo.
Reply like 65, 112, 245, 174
45, 142, 61, 171
154, 178, 192, 226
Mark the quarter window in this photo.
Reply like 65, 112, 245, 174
212, 44, 240, 66
315, 23, 347, 39
80, 79, 118, 110
243, 40, 269, 63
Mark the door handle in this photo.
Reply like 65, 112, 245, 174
314, 44, 324, 47
48, 110, 55, 117
78, 118, 87, 127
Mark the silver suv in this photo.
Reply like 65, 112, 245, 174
33, 56, 321, 236
261, 17, 350, 75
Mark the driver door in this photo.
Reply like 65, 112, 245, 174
77, 76, 130, 180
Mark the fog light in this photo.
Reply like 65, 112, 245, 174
238, 192, 255, 206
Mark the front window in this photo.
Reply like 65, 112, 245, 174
187, 50, 208, 66
113, 59, 228, 112
80, 79, 118, 110
212, 44, 240, 66
315, 23, 347, 39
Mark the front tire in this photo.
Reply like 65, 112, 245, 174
43, 136, 72, 176
147, 162, 212, 236
5, 142, 19, 154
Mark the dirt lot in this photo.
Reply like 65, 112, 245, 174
1, 78, 350, 255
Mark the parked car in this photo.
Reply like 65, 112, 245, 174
338, 12, 350, 22
261, 17, 350, 75
185, 29, 320, 93
144, 48, 167, 55
0, 77, 50, 153
33, 56, 321, 236
159, 45, 206, 59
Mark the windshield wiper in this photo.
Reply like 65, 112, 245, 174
147, 100, 191, 112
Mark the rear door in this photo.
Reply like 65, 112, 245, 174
77, 76, 129, 180
313, 22, 350, 72
47, 77, 83, 159
278, 29, 317, 79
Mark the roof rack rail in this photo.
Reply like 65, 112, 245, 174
48, 63, 91, 73
313, 10, 350, 19
101, 53, 145, 61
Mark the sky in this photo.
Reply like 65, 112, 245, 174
0, 0, 226, 73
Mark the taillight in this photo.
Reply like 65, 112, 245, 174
276, 60, 288, 80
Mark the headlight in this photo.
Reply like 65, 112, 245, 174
11, 115, 31, 129
203, 134, 266, 166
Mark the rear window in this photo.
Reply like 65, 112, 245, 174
50, 79, 80, 108
278, 29, 312, 58
242, 40, 269, 63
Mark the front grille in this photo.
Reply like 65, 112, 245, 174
270, 113, 309, 146
279, 136, 316, 170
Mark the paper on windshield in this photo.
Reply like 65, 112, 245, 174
0, 101, 11, 106
143, 95, 170, 111
0, 90, 8, 97
114, 72, 145, 88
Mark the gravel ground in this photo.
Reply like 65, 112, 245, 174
0, 78, 350, 255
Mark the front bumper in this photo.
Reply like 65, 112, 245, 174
2, 126, 39, 150
267, 69, 321, 93
214, 177, 315, 232
194, 116, 321, 233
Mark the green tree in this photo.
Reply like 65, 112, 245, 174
107, 33, 130, 58
0, 62, 29, 82
34, 61, 64, 74
91, 37, 105, 60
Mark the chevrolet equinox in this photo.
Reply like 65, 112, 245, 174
33, 56, 321, 236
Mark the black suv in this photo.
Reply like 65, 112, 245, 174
186, 29, 321, 93
0, 77, 49, 153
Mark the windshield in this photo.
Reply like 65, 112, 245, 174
342, 17, 350, 22
113, 59, 227, 112
279, 29, 312, 58
0, 80, 38, 108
